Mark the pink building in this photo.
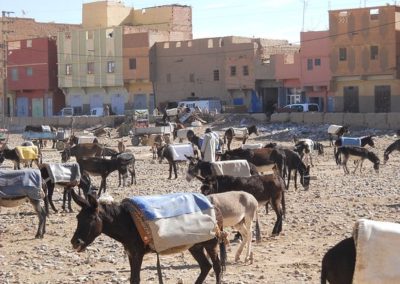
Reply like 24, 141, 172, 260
274, 31, 333, 111
300, 31, 333, 112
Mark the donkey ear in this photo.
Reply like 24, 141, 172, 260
185, 154, 194, 161
87, 193, 99, 210
70, 188, 89, 208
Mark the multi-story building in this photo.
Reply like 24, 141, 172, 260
57, 0, 192, 115
0, 17, 81, 117
7, 37, 64, 117
329, 5, 400, 112
150, 36, 295, 112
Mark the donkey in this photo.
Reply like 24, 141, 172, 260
321, 237, 356, 284
335, 147, 380, 174
70, 190, 226, 284
198, 173, 285, 236
383, 139, 400, 164
117, 139, 126, 153
77, 155, 134, 195
224, 125, 259, 151
334, 135, 375, 148
186, 130, 223, 159
328, 125, 349, 146
264, 143, 310, 190
61, 143, 104, 163
293, 138, 324, 167
39, 163, 81, 213
0, 169, 48, 238
207, 191, 260, 263
221, 147, 286, 177
156, 144, 179, 179
0, 144, 40, 170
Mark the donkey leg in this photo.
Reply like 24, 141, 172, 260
128, 252, 144, 284
66, 188, 73, 212
189, 244, 213, 284
204, 241, 223, 284
62, 189, 68, 211
47, 183, 58, 213
173, 162, 178, 179
271, 200, 283, 235
30, 199, 46, 239
168, 163, 172, 179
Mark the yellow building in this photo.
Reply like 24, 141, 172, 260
57, 0, 192, 114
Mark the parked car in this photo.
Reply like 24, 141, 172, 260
56, 107, 74, 117
277, 103, 320, 113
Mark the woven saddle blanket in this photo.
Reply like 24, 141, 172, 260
353, 219, 400, 284
0, 169, 42, 200
45, 162, 81, 184
15, 146, 39, 160
125, 192, 216, 254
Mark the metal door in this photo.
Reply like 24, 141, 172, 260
16, 97, 29, 117
70, 95, 83, 115
111, 94, 125, 115
46, 97, 53, 117
90, 94, 104, 109
32, 98, 44, 117
133, 94, 147, 110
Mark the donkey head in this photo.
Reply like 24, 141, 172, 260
70, 190, 102, 253
199, 176, 217, 195
300, 165, 311, 190
366, 136, 375, 148
61, 147, 71, 163
185, 155, 201, 182
248, 125, 259, 136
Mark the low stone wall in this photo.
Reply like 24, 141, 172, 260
271, 112, 399, 130
4, 116, 123, 133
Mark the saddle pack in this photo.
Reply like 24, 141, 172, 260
125, 192, 217, 254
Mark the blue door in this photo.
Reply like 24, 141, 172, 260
16, 97, 29, 117
133, 94, 147, 110
111, 94, 125, 115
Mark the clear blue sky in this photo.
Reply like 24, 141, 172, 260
3, 0, 398, 43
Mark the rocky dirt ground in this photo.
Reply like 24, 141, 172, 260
1, 117, 399, 284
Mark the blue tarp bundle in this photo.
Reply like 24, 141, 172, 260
0, 169, 42, 200
341, 137, 361, 147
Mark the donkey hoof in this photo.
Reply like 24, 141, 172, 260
35, 234, 43, 239
68, 209, 74, 213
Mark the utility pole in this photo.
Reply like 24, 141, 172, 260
1, 11, 14, 124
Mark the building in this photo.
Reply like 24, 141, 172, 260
299, 31, 333, 112
57, 0, 192, 115
0, 17, 81, 117
150, 36, 295, 112
329, 5, 400, 112
7, 37, 63, 117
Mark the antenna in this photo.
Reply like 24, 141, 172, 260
302, 0, 307, 32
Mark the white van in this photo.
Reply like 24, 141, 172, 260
59, 107, 74, 116
90, 107, 104, 117
281, 103, 320, 112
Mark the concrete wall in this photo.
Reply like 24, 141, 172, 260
5, 116, 122, 133
271, 112, 399, 129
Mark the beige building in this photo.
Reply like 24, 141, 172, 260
58, 0, 192, 114
329, 5, 400, 112
150, 36, 295, 112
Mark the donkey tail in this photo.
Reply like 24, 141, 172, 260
282, 188, 286, 219
255, 210, 261, 242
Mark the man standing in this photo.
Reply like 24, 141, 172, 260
201, 128, 219, 162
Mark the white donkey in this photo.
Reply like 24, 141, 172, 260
207, 191, 260, 264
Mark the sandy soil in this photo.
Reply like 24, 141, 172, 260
1, 119, 399, 284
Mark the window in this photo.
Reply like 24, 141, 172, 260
129, 58, 136, 70
164, 42, 170, 48
65, 64, 72, 75
11, 68, 18, 81
243, 65, 249, 76
107, 61, 115, 73
87, 62, 95, 74
375, 85, 391, 112
166, 73, 171, 83
370, 8, 379, 20
8, 41, 21, 50
26, 67, 33, 76
106, 28, 113, 39
213, 69, 219, 81
208, 39, 213, 48
230, 66, 236, 76
189, 73, 195, 82
176, 42, 181, 48
187, 41, 192, 47
339, 48, 347, 61
26, 40, 32, 48
314, 58, 321, 66
307, 59, 313, 70
86, 31, 93, 40
370, 46, 379, 60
